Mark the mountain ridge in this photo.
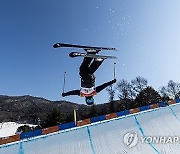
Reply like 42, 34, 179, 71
0, 95, 89, 125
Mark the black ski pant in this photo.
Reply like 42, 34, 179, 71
79, 57, 104, 87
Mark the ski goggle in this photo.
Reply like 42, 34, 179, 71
87, 97, 94, 103
86, 97, 94, 105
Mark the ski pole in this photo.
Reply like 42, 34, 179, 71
63, 71, 66, 93
114, 63, 116, 80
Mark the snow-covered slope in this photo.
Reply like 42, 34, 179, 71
1, 103, 180, 154
0, 122, 35, 138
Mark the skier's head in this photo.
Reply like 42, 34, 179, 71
85, 96, 94, 105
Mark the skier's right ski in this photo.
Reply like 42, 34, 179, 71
69, 52, 117, 59
53, 43, 117, 51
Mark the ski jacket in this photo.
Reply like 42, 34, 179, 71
80, 87, 97, 97
62, 79, 116, 97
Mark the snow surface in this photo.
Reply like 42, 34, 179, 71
1, 104, 180, 153
0, 122, 36, 138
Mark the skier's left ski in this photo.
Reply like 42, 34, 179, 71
53, 43, 118, 51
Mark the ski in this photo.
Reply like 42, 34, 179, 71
53, 43, 117, 51
69, 52, 117, 59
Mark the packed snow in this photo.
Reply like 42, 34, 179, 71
0, 122, 36, 138
1, 104, 180, 153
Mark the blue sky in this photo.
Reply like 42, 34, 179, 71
1, 0, 180, 104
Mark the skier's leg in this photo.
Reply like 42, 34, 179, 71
79, 50, 99, 73
79, 57, 93, 74
89, 58, 104, 74
79, 57, 95, 87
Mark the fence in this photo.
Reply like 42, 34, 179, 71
1, 99, 180, 146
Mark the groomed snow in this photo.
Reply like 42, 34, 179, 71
1, 103, 180, 153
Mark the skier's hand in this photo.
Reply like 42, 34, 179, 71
112, 79, 116, 83
110, 79, 116, 84
62, 93, 66, 97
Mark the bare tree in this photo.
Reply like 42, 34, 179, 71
167, 80, 180, 99
159, 86, 170, 101
131, 76, 148, 97
159, 80, 180, 99
106, 85, 116, 112
106, 85, 116, 102
116, 79, 133, 101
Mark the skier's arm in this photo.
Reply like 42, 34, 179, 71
95, 79, 116, 93
62, 90, 80, 97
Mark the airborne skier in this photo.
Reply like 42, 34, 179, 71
53, 43, 117, 105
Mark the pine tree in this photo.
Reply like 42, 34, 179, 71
135, 86, 162, 106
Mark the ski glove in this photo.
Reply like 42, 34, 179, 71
62, 93, 66, 97
112, 79, 116, 84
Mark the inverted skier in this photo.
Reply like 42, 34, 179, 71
62, 53, 116, 105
